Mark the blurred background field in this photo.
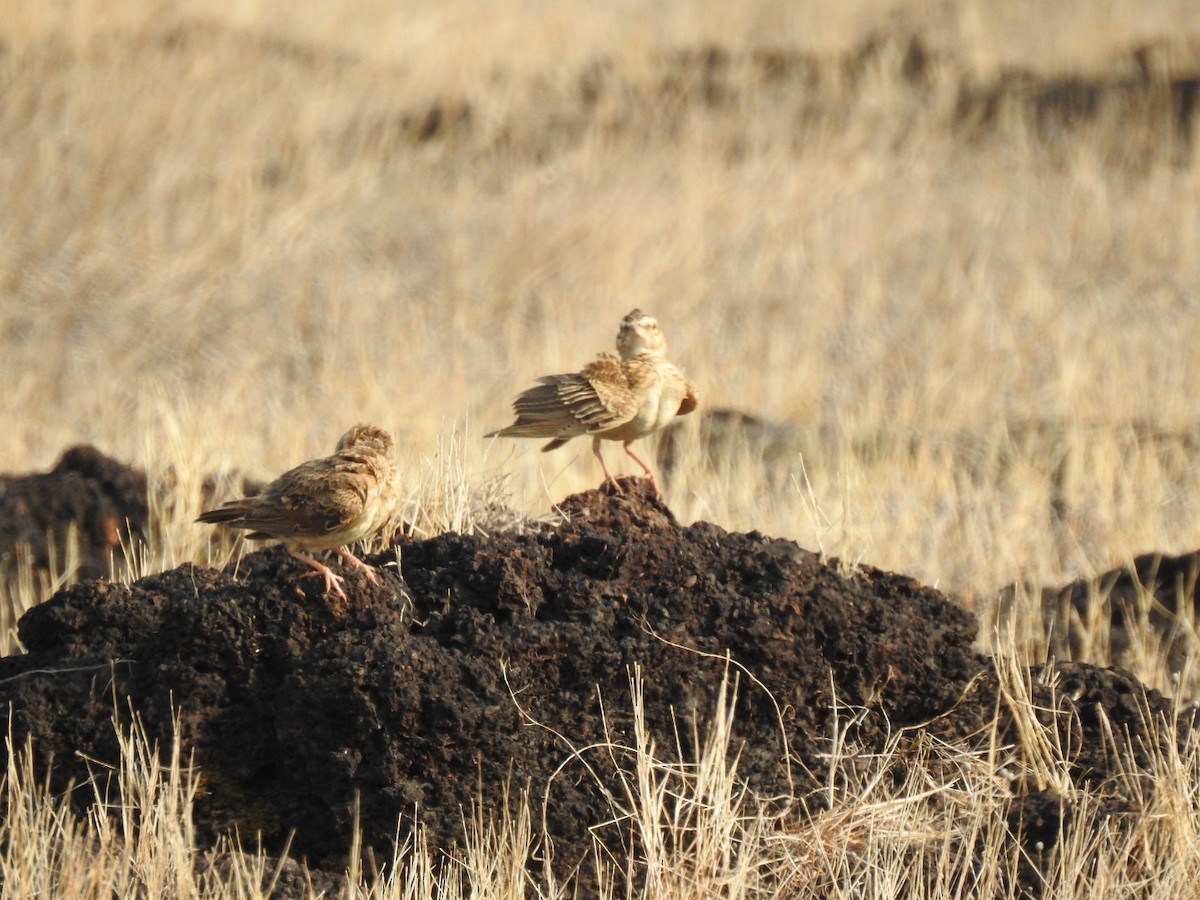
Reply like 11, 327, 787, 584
2, 0, 1200, 635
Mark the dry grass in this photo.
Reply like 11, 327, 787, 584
3, 0, 1200, 893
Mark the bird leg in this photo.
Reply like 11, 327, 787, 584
592, 437, 623, 493
289, 548, 348, 600
622, 442, 660, 496
332, 546, 381, 584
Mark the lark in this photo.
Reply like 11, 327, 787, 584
487, 309, 698, 495
197, 424, 398, 599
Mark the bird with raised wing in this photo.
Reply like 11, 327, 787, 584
487, 309, 698, 495
197, 424, 398, 599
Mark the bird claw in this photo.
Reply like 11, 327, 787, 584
302, 566, 348, 600
333, 548, 381, 584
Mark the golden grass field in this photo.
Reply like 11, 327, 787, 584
4, 0, 1200, 895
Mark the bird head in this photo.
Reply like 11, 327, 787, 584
336, 424, 395, 456
616, 309, 666, 358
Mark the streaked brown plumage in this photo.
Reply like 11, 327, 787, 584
486, 309, 699, 494
197, 424, 397, 599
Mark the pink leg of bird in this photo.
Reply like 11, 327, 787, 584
622, 442, 660, 496
591, 437, 623, 493
333, 546, 380, 584
289, 548, 348, 599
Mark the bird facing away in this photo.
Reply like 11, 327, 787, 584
486, 309, 699, 495
197, 424, 398, 599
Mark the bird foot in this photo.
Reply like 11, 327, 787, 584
291, 549, 350, 599
333, 547, 381, 584
301, 565, 348, 600
602, 474, 661, 498
602, 475, 625, 495
621, 447, 660, 497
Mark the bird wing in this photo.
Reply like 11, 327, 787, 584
554, 355, 641, 432
486, 355, 640, 439
205, 457, 372, 540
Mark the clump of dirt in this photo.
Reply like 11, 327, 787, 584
930, 659, 1198, 897
1027, 549, 1200, 672
0, 477, 1193, 894
0, 445, 260, 591
0, 445, 150, 582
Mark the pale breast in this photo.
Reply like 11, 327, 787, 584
627, 376, 667, 436
601, 366, 680, 440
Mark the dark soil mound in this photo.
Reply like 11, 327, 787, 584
1008, 549, 1200, 674
0, 445, 150, 582
0, 479, 1192, 893
934, 660, 1198, 897
0, 446, 260, 591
